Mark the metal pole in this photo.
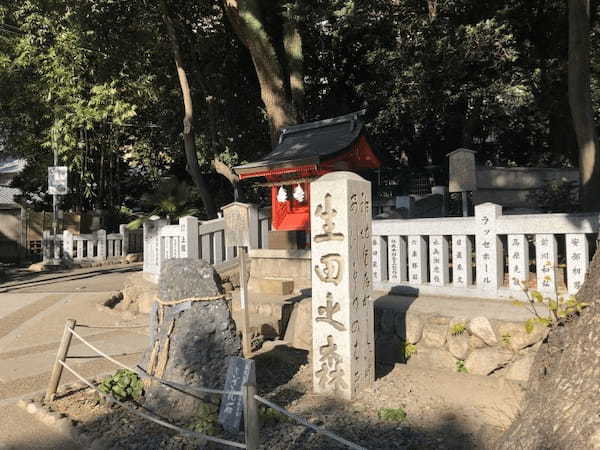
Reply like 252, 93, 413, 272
462, 191, 469, 217
239, 247, 251, 357
45, 318, 76, 402
52, 130, 60, 262
243, 382, 259, 450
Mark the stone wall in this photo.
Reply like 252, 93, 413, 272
375, 308, 548, 382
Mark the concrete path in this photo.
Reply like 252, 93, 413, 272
0, 264, 148, 449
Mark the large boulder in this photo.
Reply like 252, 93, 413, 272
496, 322, 548, 352
421, 317, 449, 348
140, 258, 241, 422
406, 347, 456, 371
405, 313, 424, 344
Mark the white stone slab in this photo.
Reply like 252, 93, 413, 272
535, 234, 557, 294
508, 234, 529, 290
387, 235, 407, 283
475, 203, 503, 290
372, 235, 388, 283
429, 235, 449, 286
408, 235, 427, 284
566, 233, 589, 294
452, 235, 472, 287
311, 172, 374, 401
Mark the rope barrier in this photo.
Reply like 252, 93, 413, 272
58, 361, 247, 449
155, 294, 226, 306
75, 324, 148, 329
254, 394, 367, 450
67, 327, 242, 397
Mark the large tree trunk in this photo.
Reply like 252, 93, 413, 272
160, 0, 218, 218
569, 0, 600, 212
283, 2, 304, 119
495, 249, 600, 449
224, 0, 298, 143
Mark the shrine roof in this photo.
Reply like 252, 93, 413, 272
235, 110, 366, 176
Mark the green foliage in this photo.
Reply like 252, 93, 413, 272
403, 341, 417, 360
450, 322, 466, 336
188, 400, 221, 436
513, 285, 590, 333
456, 360, 468, 373
127, 178, 199, 228
98, 369, 143, 402
501, 333, 512, 345
378, 407, 407, 423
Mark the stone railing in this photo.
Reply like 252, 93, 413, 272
143, 207, 272, 281
43, 225, 142, 263
372, 202, 600, 299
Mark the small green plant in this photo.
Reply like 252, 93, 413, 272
450, 322, 466, 336
188, 400, 221, 436
456, 360, 468, 373
512, 278, 590, 332
378, 407, 407, 423
98, 369, 143, 401
501, 333, 512, 345
403, 341, 417, 360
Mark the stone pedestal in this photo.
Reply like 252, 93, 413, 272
310, 172, 374, 400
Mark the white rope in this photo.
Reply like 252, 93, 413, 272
59, 361, 246, 449
254, 394, 366, 450
75, 324, 148, 329
67, 327, 242, 397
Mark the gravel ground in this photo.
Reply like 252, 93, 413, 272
48, 347, 523, 449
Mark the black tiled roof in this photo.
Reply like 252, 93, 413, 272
235, 110, 365, 173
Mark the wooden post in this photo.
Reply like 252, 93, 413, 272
243, 382, 259, 450
45, 319, 76, 402
239, 247, 252, 357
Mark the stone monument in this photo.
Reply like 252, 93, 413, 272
141, 258, 241, 421
310, 172, 375, 401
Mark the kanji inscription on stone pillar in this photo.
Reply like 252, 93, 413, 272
311, 172, 374, 400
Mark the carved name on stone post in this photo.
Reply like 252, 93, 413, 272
311, 172, 374, 401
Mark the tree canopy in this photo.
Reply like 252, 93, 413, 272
1, 0, 599, 218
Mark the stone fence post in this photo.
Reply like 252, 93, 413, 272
62, 230, 74, 262
97, 229, 107, 260
178, 216, 199, 259
120, 224, 129, 256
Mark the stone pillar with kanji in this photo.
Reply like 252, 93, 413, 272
310, 171, 374, 400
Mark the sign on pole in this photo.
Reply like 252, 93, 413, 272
48, 166, 68, 195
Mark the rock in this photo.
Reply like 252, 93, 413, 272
447, 333, 470, 360
468, 316, 498, 345
120, 272, 159, 315
141, 258, 241, 422
283, 297, 312, 351
505, 353, 536, 382
405, 314, 424, 344
26, 402, 38, 414
465, 347, 513, 375
406, 347, 456, 371
469, 334, 487, 349
125, 253, 142, 263
393, 312, 406, 339
497, 322, 548, 352
27, 263, 47, 272
421, 317, 448, 348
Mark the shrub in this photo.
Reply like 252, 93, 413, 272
378, 407, 407, 423
456, 360, 468, 373
98, 369, 143, 401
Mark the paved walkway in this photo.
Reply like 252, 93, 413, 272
0, 264, 148, 449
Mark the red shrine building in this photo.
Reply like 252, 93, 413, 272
234, 111, 381, 235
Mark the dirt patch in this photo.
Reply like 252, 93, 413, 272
48, 347, 523, 449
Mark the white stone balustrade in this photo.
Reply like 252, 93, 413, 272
373, 202, 600, 299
